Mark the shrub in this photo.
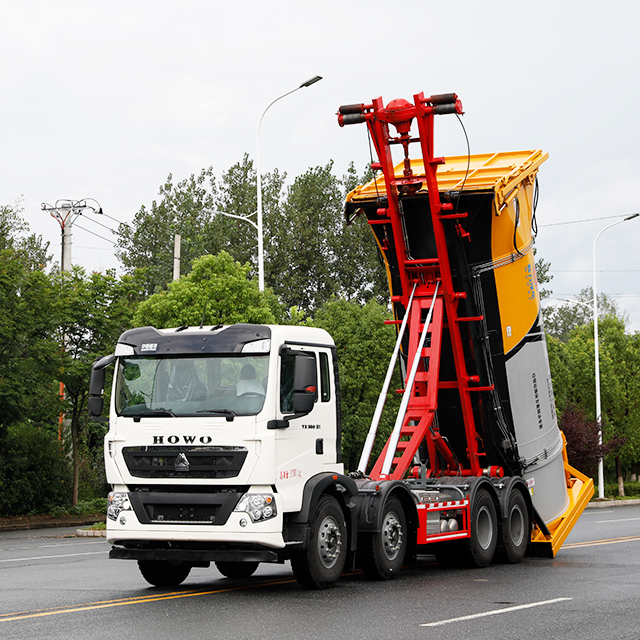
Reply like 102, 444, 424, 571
602, 481, 640, 499
0, 422, 72, 516
561, 403, 624, 478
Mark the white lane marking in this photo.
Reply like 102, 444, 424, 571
0, 551, 105, 563
595, 517, 640, 524
0, 541, 106, 552
420, 598, 573, 627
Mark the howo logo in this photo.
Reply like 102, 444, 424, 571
153, 435, 214, 445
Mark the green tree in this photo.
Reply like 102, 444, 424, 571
0, 251, 62, 430
116, 167, 219, 294
116, 157, 284, 295
546, 333, 572, 416
56, 267, 147, 504
266, 162, 387, 312
116, 159, 387, 312
211, 154, 286, 272
545, 287, 626, 343
534, 250, 553, 302
0, 202, 52, 268
313, 298, 400, 471
560, 402, 623, 479
134, 251, 275, 329
548, 316, 640, 490
0, 204, 60, 432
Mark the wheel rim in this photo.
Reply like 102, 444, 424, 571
317, 515, 342, 569
509, 504, 525, 547
381, 511, 403, 561
476, 506, 494, 550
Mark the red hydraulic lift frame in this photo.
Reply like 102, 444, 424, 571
338, 93, 495, 481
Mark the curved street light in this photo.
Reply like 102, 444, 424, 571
255, 76, 322, 291
208, 209, 258, 231
592, 213, 639, 498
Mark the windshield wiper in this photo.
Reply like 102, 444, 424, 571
136, 408, 176, 418
197, 409, 237, 422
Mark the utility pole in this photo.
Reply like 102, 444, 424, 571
42, 199, 103, 441
42, 199, 103, 271
173, 234, 181, 280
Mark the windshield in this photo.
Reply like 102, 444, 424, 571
115, 354, 269, 417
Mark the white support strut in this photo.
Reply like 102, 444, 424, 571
357, 283, 418, 474
380, 282, 440, 478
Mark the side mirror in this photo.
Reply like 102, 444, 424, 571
89, 366, 106, 398
293, 353, 317, 396
293, 391, 315, 415
89, 354, 115, 417
88, 396, 104, 417
292, 353, 317, 416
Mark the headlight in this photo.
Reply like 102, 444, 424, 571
107, 492, 132, 521
234, 493, 277, 522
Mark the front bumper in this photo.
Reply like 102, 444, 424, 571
107, 490, 286, 550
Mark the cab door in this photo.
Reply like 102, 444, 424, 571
274, 346, 339, 511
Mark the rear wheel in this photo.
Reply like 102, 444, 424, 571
291, 494, 347, 590
361, 497, 407, 580
215, 561, 259, 578
496, 488, 529, 563
137, 560, 191, 587
461, 488, 498, 567
434, 540, 463, 567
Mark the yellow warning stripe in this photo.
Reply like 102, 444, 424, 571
563, 535, 640, 549
0, 577, 298, 622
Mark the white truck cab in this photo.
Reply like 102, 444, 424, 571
90, 323, 358, 588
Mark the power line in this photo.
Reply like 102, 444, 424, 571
100, 211, 124, 225
554, 292, 640, 298
83, 215, 117, 234
74, 222, 116, 246
539, 213, 637, 227
551, 269, 640, 273
74, 246, 116, 251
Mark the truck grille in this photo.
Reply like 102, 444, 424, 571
129, 489, 243, 525
122, 446, 248, 479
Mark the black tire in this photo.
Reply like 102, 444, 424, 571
137, 560, 191, 587
290, 494, 347, 590
433, 540, 464, 568
496, 488, 529, 564
460, 487, 498, 568
215, 561, 260, 578
361, 496, 407, 580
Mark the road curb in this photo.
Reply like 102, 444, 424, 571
585, 498, 640, 508
76, 528, 107, 537
0, 516, 106, 532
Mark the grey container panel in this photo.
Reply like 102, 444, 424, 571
505, 340, 568, 523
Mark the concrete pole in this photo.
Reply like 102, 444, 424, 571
173, 234, 181, 280
62, 216, 73, 272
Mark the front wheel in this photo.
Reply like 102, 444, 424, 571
137, 560, 191, 587
215, 561, 259, 578
361, 496, 407, 580
291, 494, 347, 590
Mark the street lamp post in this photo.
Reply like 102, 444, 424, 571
592, 213, 639, 498
255, 75, 322, 291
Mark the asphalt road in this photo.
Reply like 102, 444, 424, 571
1, 504, 639, 640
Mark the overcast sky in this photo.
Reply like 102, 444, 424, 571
2, 1, 639, 329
